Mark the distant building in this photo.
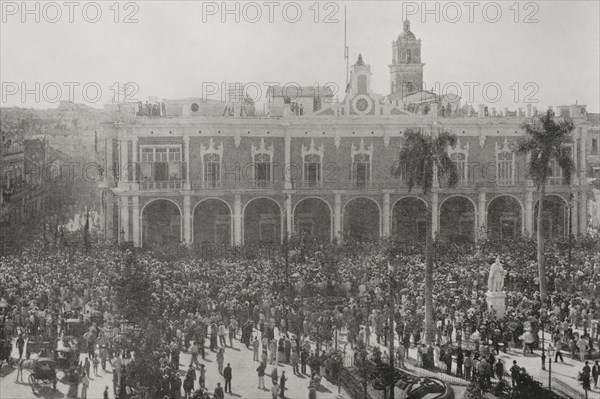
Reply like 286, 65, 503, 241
98, 21, 593, 247
586, 113, 600, 227
0, 138, 65, 237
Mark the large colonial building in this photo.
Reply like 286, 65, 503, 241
100, 21, 593, 247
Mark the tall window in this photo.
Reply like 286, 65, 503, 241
351, 139, 373, 188
450, 153, 466, 183
254, 153, 272, 187
448, 138, 469, 185
251, 138, 274, 188
200, 138, 224, 189
496, 139, 515, 186
140, 146, 182, 189
352, 154, 371, 188
496, 152, 514, 185
303, 154, 321, 187
203, 154, 221, 188
357, 75, 368, 94
301, 139, 324, 188
549, 145, 572, 185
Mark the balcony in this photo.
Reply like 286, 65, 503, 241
495, 178, 516, 187
295, 180, 324, 189
293, 179, 389, 190
548, 176, 566, 186
140, 181, 183, 191
193, 180, 224, 190
191, 180, 284, 191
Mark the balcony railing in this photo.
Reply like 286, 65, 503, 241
293, 179, 387, 190
140, 181, 183, 190
135, 177, 553, 191
193, 180, 224, 190
548, 176, 565, 185
295, 180, 324, 189
191, 180, 284, 190
495, 178, 515, 187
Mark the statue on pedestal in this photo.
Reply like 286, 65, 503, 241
487, 258, 506, 292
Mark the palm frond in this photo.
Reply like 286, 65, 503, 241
555, 146, 575, 185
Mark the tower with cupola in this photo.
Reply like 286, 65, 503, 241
389, 20, 424, 99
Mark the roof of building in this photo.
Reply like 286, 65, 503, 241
354, 54, 366, 67
268, 86, 334, 98
587, 113, 599, 126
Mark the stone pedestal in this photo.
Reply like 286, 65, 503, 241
486, 291, 507, 318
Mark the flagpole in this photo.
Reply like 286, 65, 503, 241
344, 6, 349, 90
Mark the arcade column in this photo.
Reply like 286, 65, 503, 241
233, 194, 242, 245
431, 192, 439, 238
478, 192, 486, 239
132, 196, 140, 247
285, 194, 292, 237
579, 191, 588, 236
184, 136, 191, 190
382, 193, 391, 237
525, 191, 534, 237
118, 138, 128, 189
334, 193, 342, 243
183, 195, 191, 244
119, 195, 129, 243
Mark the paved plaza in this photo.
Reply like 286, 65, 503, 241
2, 326, 599, 399
1, 333, 346, 399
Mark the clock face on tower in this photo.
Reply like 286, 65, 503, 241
352, 95, 373, 115
356, 99, 369, 112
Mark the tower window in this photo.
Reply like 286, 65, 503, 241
357, 75, 368, 94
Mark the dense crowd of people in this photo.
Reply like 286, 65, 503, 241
0, 233, 599, 398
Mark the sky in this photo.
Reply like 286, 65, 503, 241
1, 0, 599, 112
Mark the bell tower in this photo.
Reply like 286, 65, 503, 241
389, 20, 424, 99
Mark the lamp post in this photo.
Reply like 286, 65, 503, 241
568, 193, 574, 267
540, 316, 547, 370
387, 262, 395, 399
547, 345, 555, 391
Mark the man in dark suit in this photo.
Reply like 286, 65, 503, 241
300, 348, 308, 375
214, 382, 224, 399
223, 363, 232, 393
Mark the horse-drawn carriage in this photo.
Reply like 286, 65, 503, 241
54, 346, 80, 371
26, 335, 53, 359
29, 357, 57, 391
64, 318, 84, 346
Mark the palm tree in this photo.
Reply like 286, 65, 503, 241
391, 128, 458, 344
516, 109, 575, 302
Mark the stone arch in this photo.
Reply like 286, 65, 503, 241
192, 198, 232, 245
439, 195, 477, 242
243, 197, 281, 244
487, 195, 524, 239
534, 194, 568, 238
392, 196, 428, 240
343, 197, 381, 241
141, 198, 182, 247
293, 197, 332, 242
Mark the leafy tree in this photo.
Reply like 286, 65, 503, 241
464, 380, 485, 399
513, 371, 562, 399
111, 251, 162, 395
355, 348, 378, 399
391, 129, 458, 344
516, 109, 575, 301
